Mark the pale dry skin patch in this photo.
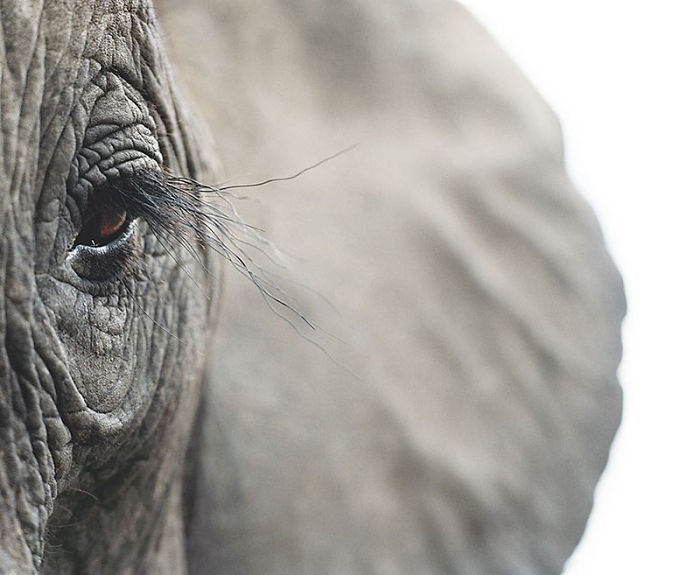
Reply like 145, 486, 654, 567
0, 1, 623, 574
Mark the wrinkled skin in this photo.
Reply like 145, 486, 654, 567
0, 2, 216, 573
0, 1, 625, 574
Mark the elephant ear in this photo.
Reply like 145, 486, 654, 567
160, 1, 624, 574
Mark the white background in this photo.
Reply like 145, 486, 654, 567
459, 2, 700, 573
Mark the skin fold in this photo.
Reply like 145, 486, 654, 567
0, 0, 624, 574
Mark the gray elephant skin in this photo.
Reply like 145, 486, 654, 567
0, 1, 624, 574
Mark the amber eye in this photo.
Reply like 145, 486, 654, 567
74, 204, 129, 248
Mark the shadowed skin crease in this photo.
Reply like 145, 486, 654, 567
0, 0, 624, 574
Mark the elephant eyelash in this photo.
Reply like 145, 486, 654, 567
112, 170, 313, 329
113, 145, 356, 326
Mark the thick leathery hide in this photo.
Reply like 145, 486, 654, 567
0, 1, 216, 573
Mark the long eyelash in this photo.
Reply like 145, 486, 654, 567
111, 170, 314, 330
217, 144, 357, 191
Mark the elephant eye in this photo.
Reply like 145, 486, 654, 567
74, 202, 130, 248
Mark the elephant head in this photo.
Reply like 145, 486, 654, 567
0, 1, 221, 572
0, 1, 625, 574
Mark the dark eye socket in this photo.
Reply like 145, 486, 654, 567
73, 199, 130, 249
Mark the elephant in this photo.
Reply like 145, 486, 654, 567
0, 0, 624, 574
